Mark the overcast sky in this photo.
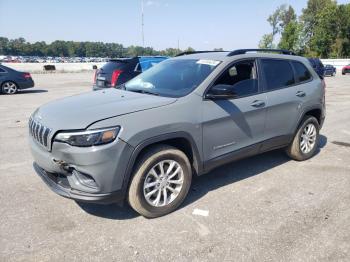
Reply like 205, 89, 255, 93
0, 0, 349, 50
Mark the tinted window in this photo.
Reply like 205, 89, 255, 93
101, 59, 132, 73
0, 67, 5, 73
213, 60, 258, 97
261, 59, 295, 90
292, 61, 312, 82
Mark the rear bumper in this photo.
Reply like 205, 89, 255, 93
18, 79, 34, 89
34, 162, 124, 204
92, 85, 109, 91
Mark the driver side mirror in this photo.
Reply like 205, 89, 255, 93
205, 84, 238, 100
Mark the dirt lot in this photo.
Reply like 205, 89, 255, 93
1, 72, 350, 262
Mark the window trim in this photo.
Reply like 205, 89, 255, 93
203, 58, 260, 100
259, 58, 314, 93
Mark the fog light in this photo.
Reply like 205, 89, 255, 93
72, 170, 98, 189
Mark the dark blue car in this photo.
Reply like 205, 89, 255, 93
324, 64, 336, 77
93, 56, 168, 90
0, 64, 34, 94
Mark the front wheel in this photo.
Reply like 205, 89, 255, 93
286, 116, 320, 161
128, 145, 192, 218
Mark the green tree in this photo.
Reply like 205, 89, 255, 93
259, 34, 275, 49
279, 21, 301, 52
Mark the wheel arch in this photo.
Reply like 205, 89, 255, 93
294, 106, 323, 134
1, 80, 19, 92
121, 132, 203, 196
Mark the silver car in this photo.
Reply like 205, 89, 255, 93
29, 49, 326, 218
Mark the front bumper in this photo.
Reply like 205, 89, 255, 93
29, 135, 134, 204
34, 163, 124, 204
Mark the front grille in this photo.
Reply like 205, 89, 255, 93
29, 117, 52, 150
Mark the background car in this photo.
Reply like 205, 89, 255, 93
324, 64, 336, 76
0, 64, 34, 94
92, 56, 168, 90
342, 64, 350, 75
308, 58, 325, 78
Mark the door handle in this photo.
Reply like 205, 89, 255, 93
250, 100, 265, 108
296, 91, 306, 97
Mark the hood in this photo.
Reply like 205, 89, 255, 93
32, 89, 176, 131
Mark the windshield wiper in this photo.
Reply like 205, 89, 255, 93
127, 89, 160, 96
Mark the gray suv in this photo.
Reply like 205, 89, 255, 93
29, 49, 326, 218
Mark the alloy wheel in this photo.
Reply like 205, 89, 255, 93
2, 82, 17, 94
143, 160, 184, 207
300, 123, 317, 154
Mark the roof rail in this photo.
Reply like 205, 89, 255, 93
175, 50, 227, 57
227, 49, 296, 56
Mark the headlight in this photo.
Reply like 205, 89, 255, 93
54, 127, 120, 147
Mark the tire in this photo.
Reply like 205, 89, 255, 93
286, 116, 320, 161
128, 145, 192, 218
1, 81, 18, 94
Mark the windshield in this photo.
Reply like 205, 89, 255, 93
124, 59, 220, 97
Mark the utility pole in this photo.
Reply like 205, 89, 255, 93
177, 38, 180, 53
141, 0, 145, 49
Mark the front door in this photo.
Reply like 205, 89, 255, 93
202, 59, 267, 163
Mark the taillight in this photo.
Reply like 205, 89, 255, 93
111, 70, 123, 87
23, 72, 31, 79
93, 69, 99, 84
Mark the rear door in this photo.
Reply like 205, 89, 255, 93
259, 58, 302, 150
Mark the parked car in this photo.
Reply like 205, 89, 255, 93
342, 64, 350, 75
0, 64, 34, 94
29, 49, 325, 218
324, 64, 336, 76
308, 58, 325, 78
93, 56, 168, 90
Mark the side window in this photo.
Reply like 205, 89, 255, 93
261, 59, 295, 91
213, 60, 258, 97
292, 61, 312, 82
0, 67, 5, 73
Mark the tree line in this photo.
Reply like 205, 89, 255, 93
259, 0, 350, 58
0, 37, 196, 58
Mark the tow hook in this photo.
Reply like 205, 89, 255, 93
52, 158, 73, 172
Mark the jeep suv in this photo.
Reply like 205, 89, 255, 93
29, 49, 326, 218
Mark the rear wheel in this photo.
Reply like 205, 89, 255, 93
1, 81, 18, 94
128, 145, 192, 218
286, 116, 319, 161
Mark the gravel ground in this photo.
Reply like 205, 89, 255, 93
0, 72, 350, 262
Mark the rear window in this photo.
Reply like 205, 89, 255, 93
261, 59, 295, 91
100, 59, 131, 72
292, 61, 312, 82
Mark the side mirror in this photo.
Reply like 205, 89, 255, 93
206, 84, 237, 99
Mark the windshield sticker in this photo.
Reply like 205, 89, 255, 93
196, 59, 221, 66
